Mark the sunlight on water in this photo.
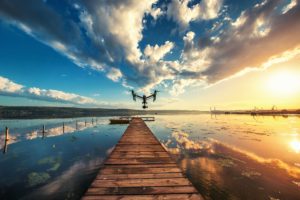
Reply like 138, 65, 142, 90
290, 140, 300, 153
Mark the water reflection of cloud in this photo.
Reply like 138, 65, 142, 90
170, 131, 213, 153
0, 134, 19, 149
23, 158, 103, 200
165, 129, 300, 179
212, 140, 300, 179
0, 120, 100, 150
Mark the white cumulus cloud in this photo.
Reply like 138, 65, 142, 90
167, 0, 223, 30
106, 68, 122, 82
0, 76, 97, 105
144, 41, 174, 62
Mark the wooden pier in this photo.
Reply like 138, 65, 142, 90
82, 118, 203, 200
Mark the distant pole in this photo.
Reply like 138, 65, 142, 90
92, 118, 94, 125
85, 120, 87, 127
42, 125, 45, 138
3, 127, 9, 154
76, 120, 78, 130
5, 127, 9, 141
96, 118, 98, 123
63, 122, 65, 133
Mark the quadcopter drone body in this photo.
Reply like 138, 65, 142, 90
131, 90, 158, 109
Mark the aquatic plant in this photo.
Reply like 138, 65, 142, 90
27, 172, 50, 187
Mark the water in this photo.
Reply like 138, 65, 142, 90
1, 115, 300, 200
0, 117, 127, 200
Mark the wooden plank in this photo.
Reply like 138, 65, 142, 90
86, 186, 198, 195
110, 154, 170, 158
82, 118, 203, 200
101, 164, 178, 168
105, 158, 175, 165
100, 167, 182, 174
91, 178, 192, 188
82, 194, 203, 200
114, 146, 165, 152
96, 173, 184, 180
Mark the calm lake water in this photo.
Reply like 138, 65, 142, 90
0, 114, 300, 200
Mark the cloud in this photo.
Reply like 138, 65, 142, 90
0, 76, 23, 93
80, 0, 158, 63
1, 0, 300, 98
200, 0, 300, 83
167, 0, 223, 30
0, 76, 98, 105
150, 7, 163, 20
0, 0, 158, 84
169, 0, 300, 93
282, 0, 297, 14
106, 67, 122, 82
144, 41, 174, 62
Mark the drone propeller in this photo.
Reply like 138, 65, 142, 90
153, 90, 160, 102
130, 90, 136, 101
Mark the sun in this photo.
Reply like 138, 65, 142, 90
266, 71, 300, 96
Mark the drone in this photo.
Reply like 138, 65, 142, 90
131, 90, 159, 109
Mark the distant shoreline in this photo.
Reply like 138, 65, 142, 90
0, 106, 299, 119
0, 106, 206, 119
210, 109, 300, 116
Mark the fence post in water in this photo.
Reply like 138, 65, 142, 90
85, 120, 87, 127
3, 127, 9, 154
42, 125, 45, 138
76, 120, 78, 130
63, 122, 65, 133
92, 118, 94, 125
5, 127, 9, 141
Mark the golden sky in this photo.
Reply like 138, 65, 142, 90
161, 54, 300, 110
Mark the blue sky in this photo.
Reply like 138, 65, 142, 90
0, 0, 300, 110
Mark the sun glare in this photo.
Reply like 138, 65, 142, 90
267, 71, 300, 96
290, 140, 300, 153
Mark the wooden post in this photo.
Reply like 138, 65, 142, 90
63, 122, 65, 133
42, 125, 45, 138
92, 118, 94, 125
5, 127, 9, 141
3, 127, 8, 154
85, 120, 87, 127
76, 120, 78, 130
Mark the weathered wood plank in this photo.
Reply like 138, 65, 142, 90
105, 158, 175, 165
100, 167, 182, 174
110, 154, 170, 158
86, 186, 198, 195
82, 194, 203, 200
91, 178, 192, 187
101, 164, 178, 168
96, 173, 184, 180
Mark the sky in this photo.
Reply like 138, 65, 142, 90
0, 0, 300, 110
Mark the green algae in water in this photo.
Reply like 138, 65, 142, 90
38, 156, 61, 172
38, 156, 56, 165
27, 172, 50, 187
47, 162, 60, 172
